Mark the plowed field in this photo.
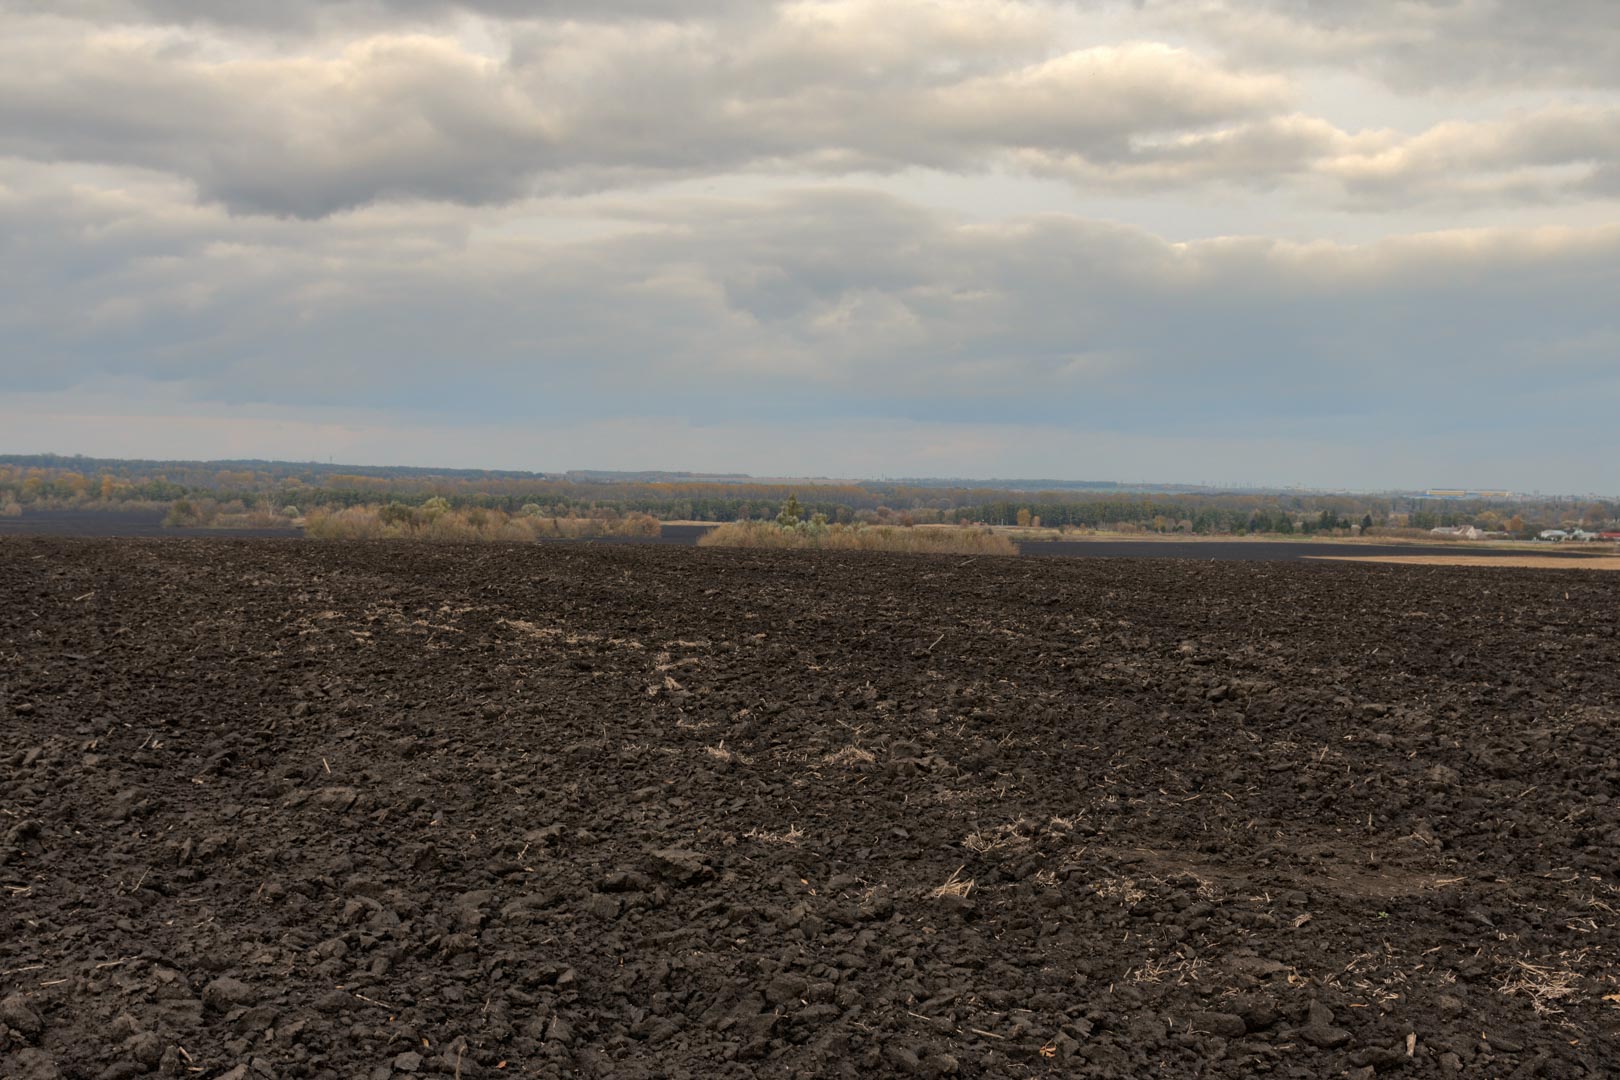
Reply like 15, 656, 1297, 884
3, 539, 1618, 1078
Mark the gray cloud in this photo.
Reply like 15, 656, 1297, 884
1324, 104, 1620, 208
4, 169, 1615, 438
0, 8, 1296, 216
0, 27, 558, 216
1179, 0, 1620, 91
1, 0, 762, 32
2, 3, 1616, 217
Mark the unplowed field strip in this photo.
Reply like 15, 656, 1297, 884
1310, 554, 1620, 571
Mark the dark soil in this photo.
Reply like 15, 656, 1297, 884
0, 511, 301, 539
2, 538, 1618, 1079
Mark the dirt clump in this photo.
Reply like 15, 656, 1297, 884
2, 537, 1619, 1077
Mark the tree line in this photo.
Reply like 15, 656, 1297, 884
1, 456, 1614, 538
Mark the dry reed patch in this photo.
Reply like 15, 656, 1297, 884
305, 505, 661, 542
698, 520, 1017, 556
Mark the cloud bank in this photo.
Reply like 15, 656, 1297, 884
1, 0, 1616, 488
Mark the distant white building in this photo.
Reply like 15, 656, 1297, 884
1539, 529, 1571, 541
1431, 525, 1485, 540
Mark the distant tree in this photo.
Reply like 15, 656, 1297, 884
1015, 508, 1032, 528
60, 471, 89, 498
1361, 513, 1373, 532
776, 493, 803, 527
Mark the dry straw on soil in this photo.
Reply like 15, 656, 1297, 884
930, 867, 976, 899
822, 745, 877, 768
698, 520, 1017, 556
1496, 958, 1585, 1016
961, 822, 1033, 855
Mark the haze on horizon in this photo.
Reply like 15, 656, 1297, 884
1, 1, 1616, 492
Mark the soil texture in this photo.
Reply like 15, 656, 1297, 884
0, 512, 301, 540
2, 538, 1619, 1078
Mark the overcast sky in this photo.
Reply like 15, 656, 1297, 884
1, 1, 1616, 490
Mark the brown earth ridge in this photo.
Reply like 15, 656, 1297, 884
2, 538, 1618, 1078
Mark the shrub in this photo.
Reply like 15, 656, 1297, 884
163, 499, 210, 527
299, 504, 664, 543
304, 506, 386, 540
378, 502, 417, 527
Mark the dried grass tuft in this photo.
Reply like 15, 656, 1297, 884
930, 866, 975, 900
743, 825, 803, 845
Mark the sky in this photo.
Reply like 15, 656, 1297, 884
1, 1, 1617, 492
